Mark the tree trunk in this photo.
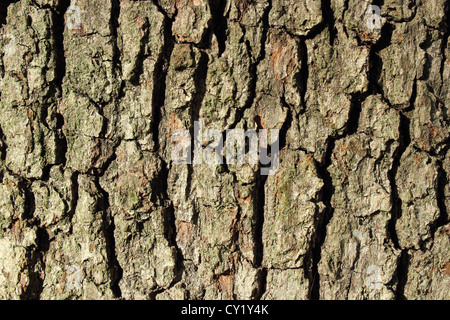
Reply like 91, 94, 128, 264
0, 0, 448, 300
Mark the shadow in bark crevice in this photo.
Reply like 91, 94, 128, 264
0, 0, 19, 27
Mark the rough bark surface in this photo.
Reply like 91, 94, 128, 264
0, 0, 448, 300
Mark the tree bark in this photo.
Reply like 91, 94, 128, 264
0, 0, 448, 300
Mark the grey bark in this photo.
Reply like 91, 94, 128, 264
0, 0, 448, 300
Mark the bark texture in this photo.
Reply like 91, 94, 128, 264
0, 0, 449, 300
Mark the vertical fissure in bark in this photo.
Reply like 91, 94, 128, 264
347, 92, 367, 135
54, 113, 68, 166
95, 177, 123, 298
252, 110, 276, 300
18, 178, 35, 221
252, 1, 272, 300
308, 87, 367, 299
438, 0, 450, 95
0, 125, 7, 162
17, 179, 47, 300
153, 160, 185, 292
364, 15, 415, 297
307, 48, 373, 299
254, 171, 267, 296
129, 19, 150, 86
254, 99, 295, 299
309, 138, 336, 300
368, 22, 394, 95
229, 0, 272, 131
21, 249, 43, 300
67, 170, 79, 233
387, 115, 412, 250
278, 98, 293, 154
89, 1, 123, 294
153, 15, 174, 153
436, 3, 449, 235
53, 0, 70, 167
431, 162, 449, 236
298, 40, 309, 111
367, 8, 410, 254
188, 49, 209, 189
306, 0, 363, 297
254, 266, 267, 300
255, 0, 271, 75
419, 31, 434, 82
253, 122, 267, 266
208, 0, 228, 57
379, 18, 415, 292
111, 0, 121, 75
151, 13, 183, 291
387, 113, 412, 299
321, 0, 337, 45
230, 200, 242, 254
150, 0, 172, 18
394, 249, 409, 300
29, 225, 50, 300
55, 0, 70, 89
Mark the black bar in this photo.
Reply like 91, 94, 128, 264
0, 300, 446, 319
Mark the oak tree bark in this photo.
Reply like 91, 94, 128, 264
0, 0, 448, 300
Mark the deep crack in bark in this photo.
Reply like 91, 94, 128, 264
96, 177, 123, 298
0, 0, 448, 301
